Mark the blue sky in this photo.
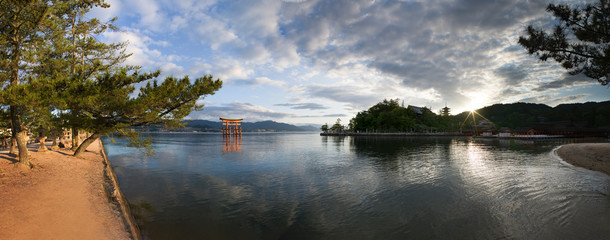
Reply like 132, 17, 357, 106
89, 0, 609, 125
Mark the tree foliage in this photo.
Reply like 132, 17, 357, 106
330, 118, 344, 132
320, 123, 328, 132
518, 0, 610, 85
0, 0, 223, 164
345, 100, 610, 134
475, 103, 552, 129
67, 69, 222, 156
458, 101, 610, 130
46, 1, 128, 150
0, 0, 53, 166
350, 99, 457, 132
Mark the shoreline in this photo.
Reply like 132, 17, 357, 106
320, 132, 463, 136
0, 140, 138, 239
99, 140, 142, 240
556, 143, 610, 176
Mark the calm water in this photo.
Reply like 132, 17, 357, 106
103, 133, 610, 240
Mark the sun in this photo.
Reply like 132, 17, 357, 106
464, 105, 478, 113
464, 99, 484, 113
462, 91, 490, 113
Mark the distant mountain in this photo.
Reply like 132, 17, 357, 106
183, 120, 222, 130
145, 120, 319, 132
242, 120, 304, 131
296, 124, 322, 131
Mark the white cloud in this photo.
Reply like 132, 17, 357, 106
232, 77, 286, 88
228, 0, 282, 38
518, 94, 591, 107
101, 29, 156, 66
212, 58, 252, 80
190, 102, 295, 122
100, 28, 188, 78
125, 0, 167, 31
87, 0, 122, 22
192, 14, 238, 50
99, 0, 607, 123
187, 62, 212, 76
160, 62, 185, 77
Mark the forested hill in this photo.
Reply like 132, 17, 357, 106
349, 99, 610, 132
470, 101, 610, 129
140, 120, 318, 132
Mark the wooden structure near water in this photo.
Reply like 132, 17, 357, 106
220, 118, 243, 137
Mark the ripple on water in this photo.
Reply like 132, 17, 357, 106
104, 134, 610, 240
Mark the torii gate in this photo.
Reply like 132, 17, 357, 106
220, 118, 242, 137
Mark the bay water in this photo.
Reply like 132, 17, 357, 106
102, 133, 610, 239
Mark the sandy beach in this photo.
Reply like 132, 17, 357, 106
556, 143, 610, 176
0, 140, 131, 240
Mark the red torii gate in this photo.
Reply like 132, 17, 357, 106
220, 117, 242, 137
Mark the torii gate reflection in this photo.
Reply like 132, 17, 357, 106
220, 117, 242, 152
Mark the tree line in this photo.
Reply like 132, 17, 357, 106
473, 101, 610, 129
326, 100, 610, 134
322, 99, 457, 133
1, 0, 222, 167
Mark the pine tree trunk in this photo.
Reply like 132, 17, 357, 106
10, 106, 30, 167
7, 4, 31, 167
73, 132, 101, 157
15, 130, 29, 167
38, 136, 47, 152
71, 128, 79, 151
9, 137, 16, 154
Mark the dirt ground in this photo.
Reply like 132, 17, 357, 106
0, 140, 130, 240
557, 143, 610, 176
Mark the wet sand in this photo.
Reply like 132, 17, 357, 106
556, 143, 610, 176
0, 140, 130, 240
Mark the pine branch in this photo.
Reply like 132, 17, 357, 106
545, 47, 603, 60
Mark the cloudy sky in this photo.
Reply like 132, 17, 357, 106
90, 0, 609, 125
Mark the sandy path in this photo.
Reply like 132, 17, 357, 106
0, 141, 130, 240
556, 143, 610, 176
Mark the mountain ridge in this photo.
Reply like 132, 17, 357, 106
141, 119, 319, 132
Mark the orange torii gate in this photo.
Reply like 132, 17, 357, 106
220, 117, 243, 137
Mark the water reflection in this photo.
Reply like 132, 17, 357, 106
129, 200, 156, 232
223, 135, 241, 152
456, 139, 610, 239
104, 134, 610, 240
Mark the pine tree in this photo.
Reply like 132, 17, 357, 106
0, 0, 52, 167
519, 0, 610, 86
66, 69, 222, 157
37, 0, 128, 151
1, 0, 224, 162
